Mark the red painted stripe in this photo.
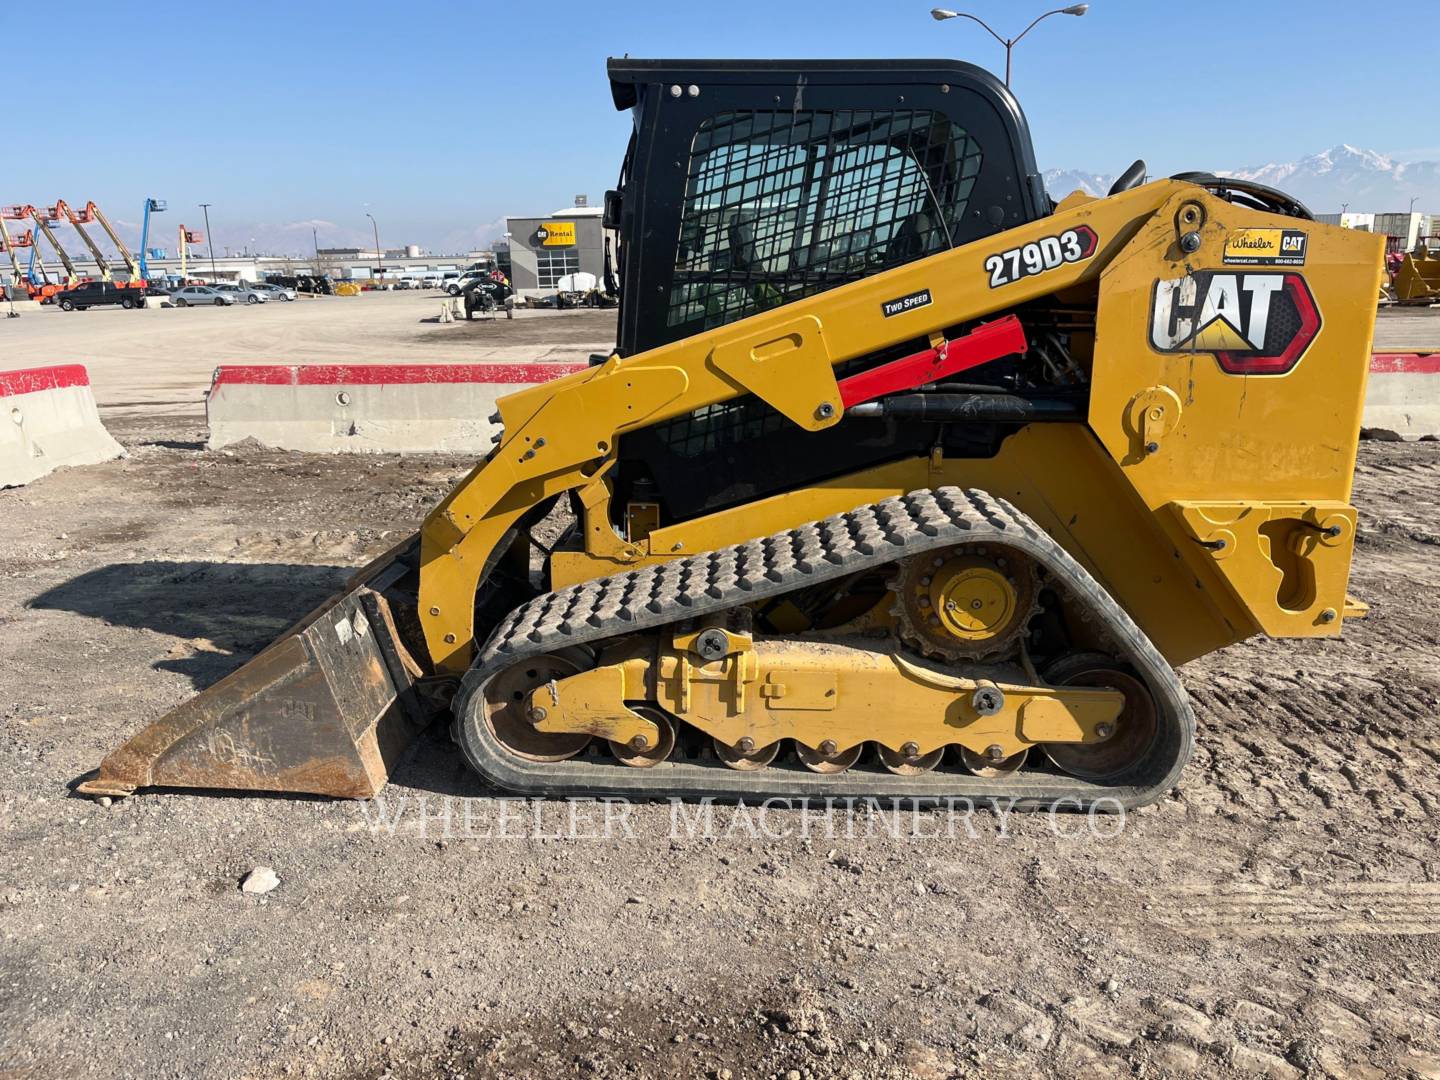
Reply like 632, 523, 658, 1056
212, 362, 589, 388
0, 364, 90, 397
1370, 353, 1440, 374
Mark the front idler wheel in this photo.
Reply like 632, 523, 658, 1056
482, 651, 592, 762
1041, 653, 1159, 781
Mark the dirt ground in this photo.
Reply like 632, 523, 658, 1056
2, 305, 1440, 1080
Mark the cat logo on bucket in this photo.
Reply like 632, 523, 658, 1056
1149, 271, 1321, 375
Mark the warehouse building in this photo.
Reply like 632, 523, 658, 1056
1316, 210, 1434, 250
504, 200, 612, 299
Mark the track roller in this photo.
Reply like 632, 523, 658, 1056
795, 741, 864, 774
713, 737, 781, 771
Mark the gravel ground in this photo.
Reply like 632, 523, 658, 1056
0, 293, 618, 415
1, 411, 1437, 1080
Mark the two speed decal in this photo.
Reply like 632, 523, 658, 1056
984, 225, 1098, 288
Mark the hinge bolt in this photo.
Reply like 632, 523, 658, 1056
1319, 607, 1337, 623
737, 736, 755, 753
819, 739, 838, 755
901, 741, 920, 758
630, 733, 650, 751
985, 744, 1006, 763
527, 706, 548, 723
815, 401, 835, 420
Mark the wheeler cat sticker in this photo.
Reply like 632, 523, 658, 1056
984, 225, 1097, 288
1149, 271, 1320, 375
1221, 228, 1308, 266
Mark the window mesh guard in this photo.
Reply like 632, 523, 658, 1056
666, 108, 983, 333
648, 108, 982, 460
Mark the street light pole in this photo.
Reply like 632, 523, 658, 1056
366, 212, 383, 277
199, 202, 218, 279
930, 5, 1088, 86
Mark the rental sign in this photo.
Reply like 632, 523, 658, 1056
535, 221, 577, 246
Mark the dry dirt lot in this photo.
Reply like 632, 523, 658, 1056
1, 302, 1439, 1080
0, 291, 618, 414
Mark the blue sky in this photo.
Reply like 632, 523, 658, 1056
11, 0, 1434, 254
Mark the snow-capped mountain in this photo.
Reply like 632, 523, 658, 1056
1040, 168, 1117, 199
1044, 145, 1440, 213
1225, 145, 1440, 212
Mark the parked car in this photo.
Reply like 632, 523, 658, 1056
446, 272, 486, 296
249, 282, 296, 302
54, 281, 147, 311
213, 283, 268, 304
170, 285, 234, 307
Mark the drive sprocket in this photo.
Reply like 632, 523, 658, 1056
889, 544, 1039, 662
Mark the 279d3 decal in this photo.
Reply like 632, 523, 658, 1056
984, 225, 1097, 288
1149, 271, 1321, 375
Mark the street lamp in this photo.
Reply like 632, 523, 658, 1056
199, 202, 218, 279
930, 5, 1088, 86
366, 211, 383, 276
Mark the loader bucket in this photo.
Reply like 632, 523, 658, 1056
1394, 254, 1440, 303
76, 545, 431, 800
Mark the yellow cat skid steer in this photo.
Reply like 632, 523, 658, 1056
79, 58, 1382, 809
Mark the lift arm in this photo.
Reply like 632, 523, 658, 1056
138, 198, 166, 281
414, 181, 1171, 671
0, 217, 24, 285
55, 199, 113, 282
88, 202, 143, 282
178, 225, 203, 281
28, 206, 81, 285
1, 207, 35, 286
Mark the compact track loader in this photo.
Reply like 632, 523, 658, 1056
79, 58, 1383, 809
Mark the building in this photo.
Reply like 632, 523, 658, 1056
1315, 210, 1434, 252
1315, 212, 1376, 231
1373, 212, 1427, 251
504, 201, 612, 299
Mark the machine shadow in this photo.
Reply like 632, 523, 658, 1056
29, 560, 351, 691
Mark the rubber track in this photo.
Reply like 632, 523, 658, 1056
452, 488, 1194, 809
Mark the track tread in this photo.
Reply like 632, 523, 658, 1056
454, 487, 1194, 808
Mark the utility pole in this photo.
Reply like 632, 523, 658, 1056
199, 202, 218, 279
366, 212, 383, 277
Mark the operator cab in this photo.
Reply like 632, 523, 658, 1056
605, 57, 1048, 357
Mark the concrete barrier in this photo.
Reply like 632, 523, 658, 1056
202, 352, 1440, 455
206, 362, 590, 453
1365, 354, 1440, 438
1, 364, 125, 487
